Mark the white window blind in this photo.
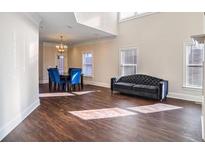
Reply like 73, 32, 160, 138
82, 52, 93, 77
184, 42, 204, 88
120, 48, 137, 76
57, 55, 64, 75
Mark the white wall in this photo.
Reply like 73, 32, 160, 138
68, 13, 204, 103
75, 12, 118, 35
0, 13, 40, 140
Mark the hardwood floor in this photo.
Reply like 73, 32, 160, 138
2, 84, 202, 142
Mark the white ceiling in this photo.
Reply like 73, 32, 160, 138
37, 12, 114, 45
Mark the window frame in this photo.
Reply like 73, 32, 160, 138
57, 55, 64, 75
183, 41, 204, 90
119, 47, 138, 76
119, 12, 137, 21
119, 12, 157, 23
82, 51, 94, 77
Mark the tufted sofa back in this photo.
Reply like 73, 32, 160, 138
117, 74, 162, 86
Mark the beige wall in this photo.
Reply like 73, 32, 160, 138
39, 42, 68, 83
68, 13, 204, 102
0, 13, 40, 140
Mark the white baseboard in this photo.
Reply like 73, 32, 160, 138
168, 92, 202, 104
0, 99, 40, 141
202, 96, 204, 104
39, 80, 48, 84
84, 80, 110, 88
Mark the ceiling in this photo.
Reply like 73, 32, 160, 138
37, 12, 114, 45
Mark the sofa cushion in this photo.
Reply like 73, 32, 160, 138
133, 84, 159, 93
117, 74, 162, 86
114, 82, 135, 90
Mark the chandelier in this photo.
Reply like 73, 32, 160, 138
56, 35, 68, 53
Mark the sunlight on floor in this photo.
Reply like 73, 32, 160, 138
69, 107, 137, 120
39, 90, 101, 98
68, 103, 183, 120
39, 93, 75, 97
72, 90, 101, 95
128, 103, 182, 113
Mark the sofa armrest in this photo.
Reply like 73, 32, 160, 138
111, 77, 117, 91
159, 80, 168, 100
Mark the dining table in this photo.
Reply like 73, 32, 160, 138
48, 73, 84, 92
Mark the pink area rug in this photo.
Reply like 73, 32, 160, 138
128, 103, 182, 114
69, 108, 137, 120
39, 92, 74, 98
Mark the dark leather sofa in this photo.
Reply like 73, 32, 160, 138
111, 74, 168, 101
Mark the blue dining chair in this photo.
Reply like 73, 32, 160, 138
68, 68, 81, 75
47, 68, 66, 91
68, 68, 82, 91
47, 68, 56, 91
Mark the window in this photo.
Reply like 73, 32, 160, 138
82, 52, 93, 77
119, 12, 136, 21
119, 12, 152, 21
120, 47, 137, 76
57, 55, 64, 75
184, 41, 204, 89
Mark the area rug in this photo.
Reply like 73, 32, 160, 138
39, 92, 75, 98
69, 107, 137, 120
127, 103, 182, 114
72, 90, 101, 95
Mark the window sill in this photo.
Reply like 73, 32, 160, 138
182, 85, 202, 91
83, 75, 93, 78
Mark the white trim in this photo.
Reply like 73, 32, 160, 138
201, 115, 205, 141
83, 75, 94, 78
119, 12, 158, 23
84, 80, 110, 88
0, 99, 40, 141
39, 79, 49, 84
119, 12, 136, 22
167, 92, 203, 104
202, 96, 204, 103
182, 85, 202, 91
183, 41, 204, 89
82, 51, 94, 77
183, 41, 191, 88
119, 47, 138, 76
202, 96, 205, 141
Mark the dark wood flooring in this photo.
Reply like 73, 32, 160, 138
2, 84, 202, 141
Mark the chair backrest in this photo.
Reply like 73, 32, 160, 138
68, 68, 82, 75
70, 68, 81, 85
52, 68, 61, 83
47, 68, 60, 83
47, 68, 55, 83
117, 74, 162, 86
